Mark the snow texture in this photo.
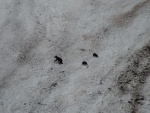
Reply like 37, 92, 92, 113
0, 0, 150, 113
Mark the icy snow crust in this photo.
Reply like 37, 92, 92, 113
0, 0, 150, 113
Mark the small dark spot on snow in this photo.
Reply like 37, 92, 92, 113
103, 28, 108, 33
120, 100, 123, 102
82, 61, 88, 66
80, 49, 85, 51
131, 111, 136, 113
97, 91, 101, 95
51, 82, 58, 87
128, 101, 132, 104
108, 88, 111, 91
59, 71, 65, 73
54, 56, 63, 64
93, 53, 99, 58
38, 102, 41, 105
100, 82, 102, 85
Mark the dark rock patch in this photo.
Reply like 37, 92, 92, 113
117, 40, 150, 113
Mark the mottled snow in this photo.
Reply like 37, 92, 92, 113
0, 0, 150, 113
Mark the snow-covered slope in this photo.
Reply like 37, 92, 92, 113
0, 0, 150, 113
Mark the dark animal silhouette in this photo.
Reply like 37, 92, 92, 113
82, 61, 88, 66
93, 53, 99, 58
54, 56, 63, 64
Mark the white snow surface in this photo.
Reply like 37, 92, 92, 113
0, 0, 150, 113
